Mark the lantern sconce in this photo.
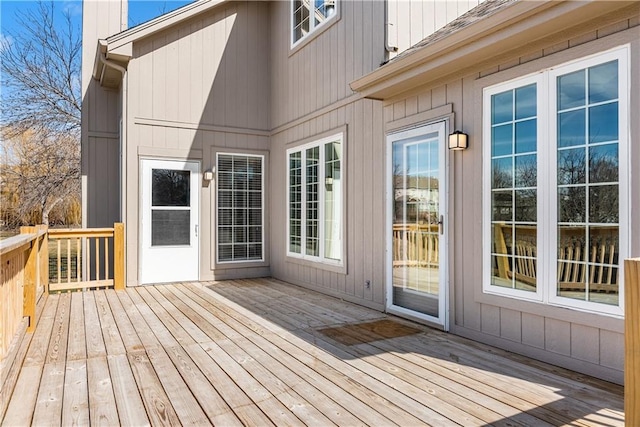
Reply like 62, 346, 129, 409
448, 130, 468, 150
203, 169, 215, 182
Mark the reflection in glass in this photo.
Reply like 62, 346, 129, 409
490, 224, 538, 291
392, 137, 440, 318
558, 110, 586, 148
589, 144, 618, 183
515, 119, 536, 154
492, 124, 513, 157
306, 146, 320, 256
557, 225, 619, 305
515, 84, 536, 120
492, 191, 513, 222
557, 148, 586, 185
324, 141, 342, 261
515, 190, 536, 222
492, 91, 513, 124
289, 152, 302, 254
558, 69, 585, 110
514, 155, 536, 188
589, 185, 618, 223
558, 187, 586, 223
589, 61, 618, 103
491, 158, 512, 189
152, 169, 190, 207
589, 103, 618, 143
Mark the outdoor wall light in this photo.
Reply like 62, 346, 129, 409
448, 131, 468, 150
203, 170, 214, 181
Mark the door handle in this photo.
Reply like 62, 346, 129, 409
438, 215, 444, 235
195, 224, 199, 237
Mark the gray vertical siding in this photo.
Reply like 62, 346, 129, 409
81, 0, 127, 228
381, 16, 639, 384
123, 1, 272, 284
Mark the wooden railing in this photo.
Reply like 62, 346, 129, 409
625, 257, 640, 426
392, 223, 439, 267
0, 223, 124, 362
0, 226, 47, 359
47, 224, 124, 292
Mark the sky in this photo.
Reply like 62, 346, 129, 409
0, 0, 195, 42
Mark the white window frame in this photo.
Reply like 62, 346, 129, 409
215, 152, 265, 264
483, 45, 629, 317
286, 133, 344, 266
290, 0, 338, 48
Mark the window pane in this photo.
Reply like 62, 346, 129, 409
589, 103, 618, 143
293, 0, 310, 42
218, 172, 232, 190
492, 190, 512, 222
557, 148, 586, 185
515, 84, 536, 120
558, 69, 585, 110
152, 169, 190, 207
324, 141, 341, 261
491, 255, 512, 288
558, 109, 586, 147
515, 119, 536, 154
306, 147, 320, 257
492, 91, 513, 124
491, 224, 512, 256
289, 152, 302, 254
515, 189, 536, 222
589, 144, 618, 183
558, 187, 586, 223
514, 154, 536, 188
512, 224, 537, 291
589, 185, 618, 223
589, 61, 618, 103
152, 210, 190, 246
491, 158, 512, 189
218, 154, 263, 262
492, 124, 512, 156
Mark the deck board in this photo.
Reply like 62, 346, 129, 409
1, 278, 625, 426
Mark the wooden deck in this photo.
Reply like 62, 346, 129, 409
1, 278, 624, 426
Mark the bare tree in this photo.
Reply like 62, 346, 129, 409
2, 128, 80, 226
0, 1, 81, 227
0, 1, 81, 136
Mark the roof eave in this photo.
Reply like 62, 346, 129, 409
105, 0, 228, 52
351, 0, 636, 101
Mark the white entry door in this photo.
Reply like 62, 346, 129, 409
387, 121, 448, 328
140, 159, 199, 284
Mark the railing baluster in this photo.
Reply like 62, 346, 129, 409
67, 238, 71, 284
85, 237, 90, 283
96, 237, 100, 281
57, 239, 62, 285
105, 237, 109, 281
76, 238, 81, 283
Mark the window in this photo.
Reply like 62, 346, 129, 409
483, 46, 628, 316
217, 154, 264, 263
292, 0, 336, 46
287, 134, 343, 264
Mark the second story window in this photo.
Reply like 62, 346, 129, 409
292, 0, 336, 45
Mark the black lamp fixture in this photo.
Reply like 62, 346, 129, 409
448, 130, 468, 150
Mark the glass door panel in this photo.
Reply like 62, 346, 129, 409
388, 122, 446, 325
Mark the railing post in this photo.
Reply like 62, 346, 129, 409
39, 225, 49, 295
626, 257, 640, 426
114, 223, 125, 290
19, 226, 37, 333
